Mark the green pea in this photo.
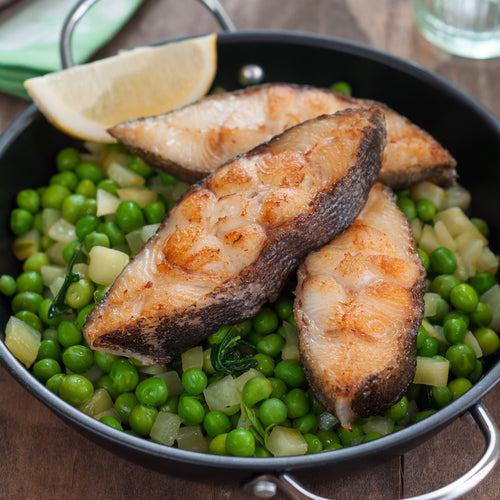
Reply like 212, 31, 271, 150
317, 429, 341, 448
94, 351, 119, 373
10, 208, 33, 235
258, 398, 288, 427
254, 445, 272, 457
143, 201, 166, 224
449, 283, 479, 313
468, 359, 483, 383
23, 252, 50, 273
178, 395, 205, 426
470, 217, 489, 237
110, 359, 139, 392
269, 377, 287, 399
100, 416, 123, 431
283, 388, 310, 419
473, 327, 500, 356
242, 376, 273, 407
361, 432, 383, 443
412, 409, 436, 423
415, 198, 436, 222
97, 178, 120, 195
253, 307, 279, 335
76, 304, 94, 329
292, 413, 318, 434
65, 278, 94, 309
84, 232, 110, 252
41, 184, 71, 210
57, 320, 83, 347
203, 411, 232, 438
443, 310, 470, 328
274, 359, 306, 388
253, 353, 275, 377
429, 247, 457, 275
58, 374, 94, 406
114, 392, 138, 425
33, 358, 62, 383
128, 157, 153, 178
182, 367, 208, 396
416, 324, 428, 350
330, 81, 352, 95
136, 377, 168, 407
37, 338, 62, 361
16, 189, 40, 213
56, 147, 81, 171
62, 345, 94, 373
158, 172, 178, 186
470, 302, 492, 328
337, 423, 364, 446
15, 310, 42, 332
81, 198, 97, 216
42, 328, 58, 341
467, 272, 496, 295
128, 404, 158, 437
385, 396, 409, 421
115, 200, 145, 233
443, 318, 467, 344
41, 235, 55, 251
16, 271, 43, 294
0, 274, 17, 296
225, 428, 255, 457
50, 171, 79, 191
46, 373, 66, 394
418, 337, 439, 357
100, 220, 126, 247
75, 161, 104, 183
38, 299, 61, 327
431, 274, 461, 300
62, 240, 86, 265
61, 194, 86, 224
426, 296, 449, 323
396, 197, 417, 221
431, 385, 453, 408
274, 296, 294, 320
418, 248, 430, 271
448, 377, 472, 400
96, 374, 120, 400
159, 395, 179, 414
303, 433, 323, 453
75, 215, 100, 240
11, 291, 43, 314
257, 333, 284, 357
446, 343, 477, 377
75, 179, 97, 198
209, 433, 227, 455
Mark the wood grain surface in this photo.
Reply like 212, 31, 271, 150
0, 1, 499, 498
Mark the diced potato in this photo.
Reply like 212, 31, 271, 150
47, 218, 76, 243
88, 246, 129, 286
282, 321, 300, 361
49, 276, 65, 298
481, 285, 500, 331
433, 220, 456, 252
181, 346, 204, 371
138, 364, 168, 376
40, 264, 65, 287
4, 316, 41, 368
141, 223, 160, 243
12, 229, 41, 261
418, 224, 440, 254
148, 176, 190, 202
444, 184, 471, 211
410, 181, 446, 210
413, 356, 449, 387
203, 375, 240, 415
424, 293, 442, 318
454, 225, 487, 251
150, 412, 181, 446
83, 140, 106, 156
176, 426, 209, 453
78, 388, 114, 417
458, 239, 484, 279
94, 408, 122, 422
235, 368, 264, 392
100, 150, 131, 174
421, 320, 449, 349
117, 188, 157, 208
96, 189, 121, 217
317, 411, 338, 431
107, 162, 145, 187
410, 218, 422, 243
45, 241, 67, 266
476, 247, 499, 275
125, 224, 159, 255
435, 207, 484, 242
154, 370, 184, 396
361, 416, 394, 436
73, 263, 89, 279
41, 208, 62, 235
267, 426, 308, 457
464, 331, 483, 358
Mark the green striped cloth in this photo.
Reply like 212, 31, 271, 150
0, 0, 144, 99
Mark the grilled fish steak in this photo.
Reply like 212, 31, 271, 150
109, 83, 456, 189
294, 183, 425, 429
84, 108, 386, 364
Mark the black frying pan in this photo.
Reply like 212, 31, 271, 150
0, 5, 499, 499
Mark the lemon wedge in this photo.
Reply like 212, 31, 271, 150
24, 33, 217, 142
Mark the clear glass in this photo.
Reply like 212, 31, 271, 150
413, 0, 500, 59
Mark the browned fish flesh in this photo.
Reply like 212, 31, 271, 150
108, 83, 456, 189
294, 183, 425, 429
84, 108, 386, 364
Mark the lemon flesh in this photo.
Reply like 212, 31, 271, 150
24, 33, 217, 142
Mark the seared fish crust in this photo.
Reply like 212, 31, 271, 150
294, 183, 425, 429
84, 108, 386, 364
109, 83, 456, 189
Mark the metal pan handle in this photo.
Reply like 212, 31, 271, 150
59, 0, 235, 70
243, 402, 500, 499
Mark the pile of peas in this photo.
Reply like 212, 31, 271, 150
1, 144, 499, 458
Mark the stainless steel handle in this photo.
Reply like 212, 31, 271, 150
243, 403, 499, 500
59, 0, 235, 70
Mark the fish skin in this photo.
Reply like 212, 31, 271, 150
108, 83, 456, 189
294, 183, 425, 429
84, 108, 386, 364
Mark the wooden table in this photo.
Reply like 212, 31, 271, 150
0, 1, 499, 498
